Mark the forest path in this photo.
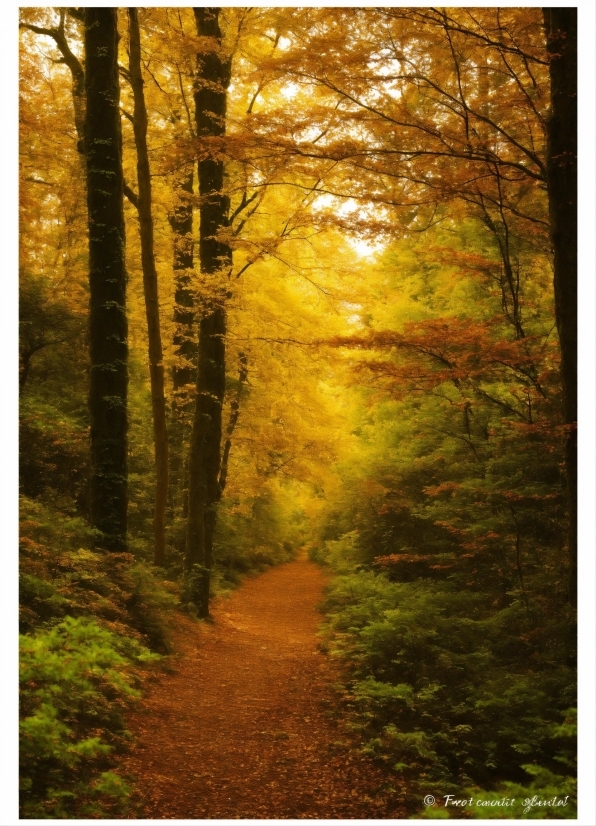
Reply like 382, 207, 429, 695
120, 553, 404, 818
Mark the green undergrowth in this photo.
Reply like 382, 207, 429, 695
20, 496, 178, 652
20, 617, 159, 818
19, 491, 296, 815
312, 533, 576, 818
19, 495, 176, 818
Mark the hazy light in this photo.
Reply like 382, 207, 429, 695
350, 238, 384, 258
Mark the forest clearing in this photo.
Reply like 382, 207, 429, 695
18, 6, 580, 820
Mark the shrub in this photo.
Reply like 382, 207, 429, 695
19, 397, 89, 506
319, 564, 576, 809
314, 530, 365, 573
20, 496, 177, 652
125, 563, 178, 653
20, 616, 159, 818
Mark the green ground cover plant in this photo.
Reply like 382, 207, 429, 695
20, 616, 159, 818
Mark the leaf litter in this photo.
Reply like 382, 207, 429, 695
118, 554, 405, 818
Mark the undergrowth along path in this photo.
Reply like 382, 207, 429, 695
120, 553, 405, 818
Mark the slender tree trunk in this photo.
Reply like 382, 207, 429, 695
185, 7, 231, 616
128, 8, 169, 566
218, 352, 248, 496
169, 167, 196, 522
543, 8, 577, 614
171, 169, 196, 395
84, 8, 128, 551
19, 351, 33, 395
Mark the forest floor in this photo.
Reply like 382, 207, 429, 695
119, 553, 405, 819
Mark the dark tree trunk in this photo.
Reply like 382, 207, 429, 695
84, 8, 128, 551
171, 169, 197, 396
543, 8, 577, 615
218, 352, 248, 496
169, 167, 196, 521
185, 7, 231, 616
19, 350, 34, 394
128, 7, 169, 566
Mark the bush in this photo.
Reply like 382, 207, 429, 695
20, 496, 177, 651
19, 398, 89, 507
20, 616, 159, 818
125, 563, 178, 653
319, 564, 576, 810
311, 530, 365, 573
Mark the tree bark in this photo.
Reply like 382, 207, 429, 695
170, 169, 197, 397
169, 167, 196, 521
219, 352, 248, 496
543, 8, 577, 614
84, 8, 128, 551
185, 7, 232, 616
128, 7, 169, 566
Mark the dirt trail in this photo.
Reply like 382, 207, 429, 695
120, 554, 404, 818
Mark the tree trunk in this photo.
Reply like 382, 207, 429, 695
171, 169, 197, 396
169, 167, 196, 522
219, 352, 248, 496
543, 8, 577, 615
84, 8, 128, 551
128, 7, 169, 566
185, 7, 232, 616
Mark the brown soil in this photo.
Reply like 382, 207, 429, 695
120, 554, 405, 819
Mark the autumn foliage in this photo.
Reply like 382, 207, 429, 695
19, 7, 576, 819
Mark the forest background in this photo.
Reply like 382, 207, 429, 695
6, 1, 596, 822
